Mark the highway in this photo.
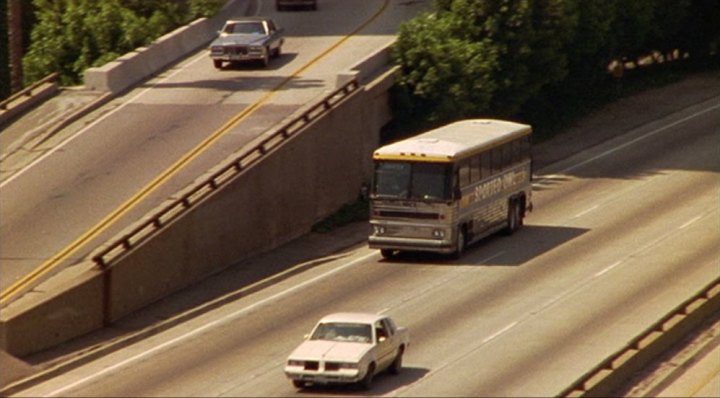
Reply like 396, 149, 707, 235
0, 0, 429, 303
11, 94, 719, 396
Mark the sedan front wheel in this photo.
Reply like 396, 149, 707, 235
358, 363, 375, 390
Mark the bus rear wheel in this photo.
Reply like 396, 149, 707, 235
505, 199, 523, 235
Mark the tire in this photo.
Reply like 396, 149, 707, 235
505, 199, 522, 235
292, 380, 304, 389
273, 45, 282, 58
380, 249, 395, 259
261, 49, 270, 67
358, 363, 375, 390
389, 347, 404, 375
213, 59, 223, 69
451, 227, 466, 259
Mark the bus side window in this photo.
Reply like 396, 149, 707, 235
453, 170, 461, 199
522, 135, 531, 162
491, 148, 502, 173
502, 143, 512, 170
512, 139, 522, 166
470, 156, 481, 183
481, 153, 490, 179
459, 161, 470, 188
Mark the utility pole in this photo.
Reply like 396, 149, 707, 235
8, 0, 23, 93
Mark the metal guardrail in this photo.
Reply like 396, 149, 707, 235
0, 72, 59, 112
558, 275, 720, 397
91, 79, 361, 269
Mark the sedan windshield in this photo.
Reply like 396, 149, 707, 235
224, 22, 265, 35
373, 161, 450, 200
310, 322, 372, 343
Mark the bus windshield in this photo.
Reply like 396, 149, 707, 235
373, 161, 451, 200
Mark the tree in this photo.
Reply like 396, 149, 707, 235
1, 0, 9, 99
21, 0, 225, 86
679, 0, 720, 63
8, 0, 23, 93
392, 0, 574, 125
610, 0, 657, 63
392, 12, 498, 125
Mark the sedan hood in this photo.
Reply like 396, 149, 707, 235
211, 34, 267, 46
289, 340, 371, 362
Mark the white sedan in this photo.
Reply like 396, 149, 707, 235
284, 312, 410, 390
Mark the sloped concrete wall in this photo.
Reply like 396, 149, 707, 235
0, 69, 393, 357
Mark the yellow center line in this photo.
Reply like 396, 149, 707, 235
0, 0, 391, 305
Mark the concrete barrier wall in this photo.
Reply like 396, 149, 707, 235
559, 277, 720, 397
84, 0, 248, 93
0, 262, 104, 356
0, 81, 58, 128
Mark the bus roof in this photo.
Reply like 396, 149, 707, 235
373, 119, 531, 162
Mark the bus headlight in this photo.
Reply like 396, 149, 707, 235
373, 225, 386, 235
432, 229, 445, 238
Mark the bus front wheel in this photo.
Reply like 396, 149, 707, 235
452, 228, 466, 259
380, 249, 396, 259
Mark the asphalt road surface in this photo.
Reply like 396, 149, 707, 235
11, 88, 719, 396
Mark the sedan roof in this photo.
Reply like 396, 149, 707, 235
318, 312, 386, 324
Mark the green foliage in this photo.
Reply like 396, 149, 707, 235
393, 12, 498, 125
679, 0, 720, 63
391, 0, 719, 140
189, 0, 228, 18
393, 0, 574, 128
0, 1, 9, 99
21, 0, 225, 86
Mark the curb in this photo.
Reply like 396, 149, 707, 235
558, 277, 720, 397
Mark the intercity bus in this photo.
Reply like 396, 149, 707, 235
368, 119, 533, 259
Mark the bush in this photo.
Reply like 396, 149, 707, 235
390, 0, 720, 140
22, 0, 225, 86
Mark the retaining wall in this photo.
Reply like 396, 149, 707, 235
0, 66, 393, 357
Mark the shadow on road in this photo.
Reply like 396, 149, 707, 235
294, 366, 430, 396
380, 224, 589, 267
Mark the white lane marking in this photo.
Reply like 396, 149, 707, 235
45, 250, 379, 397
574, 205, 599, 218
680, 216, 702, 230
557, 102, 720, 175
480, 251, 505, 264
482, 321, 519, 344
594, 260, 623, 278
0, 51, 209, 189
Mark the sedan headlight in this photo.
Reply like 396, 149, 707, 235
211, 46, 225, 53
340, 362, 359, 369
287, 359, 303, 366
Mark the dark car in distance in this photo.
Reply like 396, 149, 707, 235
276, 0, 317, 11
